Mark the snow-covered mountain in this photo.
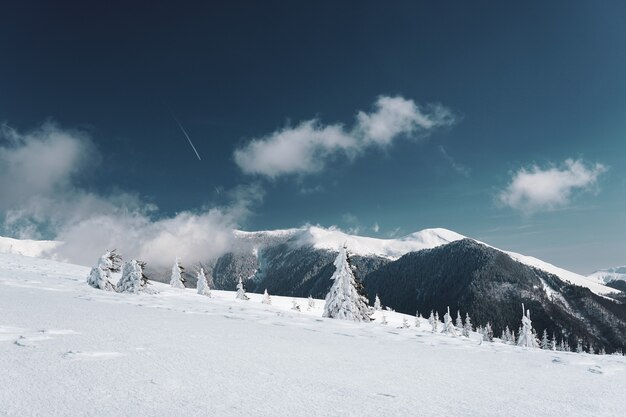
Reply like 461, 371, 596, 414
1, 251, 624, 416
0, 226, 617, 296
225, 226, 617, 296
588, 266, 626, 284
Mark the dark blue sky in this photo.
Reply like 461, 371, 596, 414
1, 1, 625, 273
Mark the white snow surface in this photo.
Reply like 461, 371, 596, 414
587, 267, 626, 284
0, 235, 59, 258
1, 252, 625, 417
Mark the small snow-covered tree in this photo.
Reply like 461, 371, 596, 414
414, 312, 421, 328
455, 310, 463, 332
399, 317, 410, 329
291, 299, 301, 311
262, 289, 272, 305
307, 295, 315, 310
117, 260, 142, 294
551, 333, 557, 351
380, 311, 388, 325
374, 295, 382, 311
322, 246, 373, 322
235, 276, 249, 300
462, 313, 472, 337
87, 250, 121, 291
196, 267, 211, 297
517, 304, 539, 348
170, 258, 186, 289
483, 322, 494, 342
442, 306, 458, 336
541, 329, 550, 350
429, 311, 437, 332
117, 260, 157, 295
501, 326, 511, 344
576, 339, 584, 354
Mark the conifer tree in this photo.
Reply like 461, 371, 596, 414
442, 306, 458, 336
380, 311, 388, 325
462, 313, 472, 337
170, 258, 186, 289
517, 304, 539, 348
87, 250, 121, 291
414, 312, 421, 328
235, 276, 249, 300
455, 310, 463, 332
374, 295, 382, 311
484, 322, 494, 342
262, 289, 272, 305
196, 267, 211, 297
400, 317, 410, 329
541, 329, 550, 350
116, 260, 141, 294
291, 299, 301, 311
322, 246, 373, 322
307, 295, 315, 310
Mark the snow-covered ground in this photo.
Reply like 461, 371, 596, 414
1, 252, 625, 417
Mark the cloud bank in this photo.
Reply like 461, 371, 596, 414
498, 159, 607, 213
0, 123, 262, 268
234, 96, 455, 178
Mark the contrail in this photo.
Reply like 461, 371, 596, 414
165, 104, 201, 161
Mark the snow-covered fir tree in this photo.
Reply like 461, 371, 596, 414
262, 289, 272, 305
541, 329, 550, 350
501, 326, 512, 344
87, 250, 121, 291
551, 333, 557, 351
399, 317, 410, 329
576, 339, 584, 354
307, 295, 315, 311
414, 312, 421, 328
442, 306, 458, 336
380, 311, 388, 325
455, 310, 463, 332
116, 259, 157, 295
235, 276, 249, 300
322, 246, 373, 322
462, 313, 472, 337
483, 322, 494, 342
374, 295, 382, 311
196, 267, 211, 297
170, 258, 186, 289
116, 260, 142, 294
291, 299, 301, 311
517, 304, 539, 348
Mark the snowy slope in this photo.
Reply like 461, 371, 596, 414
0, 252, 624, 417
587, 266, 626, 284
0, 235, 59, 258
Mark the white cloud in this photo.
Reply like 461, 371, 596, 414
0, 123, 263, 268
0, 123, 95, 211
498, 159, 607, 213
234, 95, 455, 178
234, 121, 356, 178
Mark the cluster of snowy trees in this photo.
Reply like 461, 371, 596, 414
320, 246, 617, 354
87, 250, 157, 294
